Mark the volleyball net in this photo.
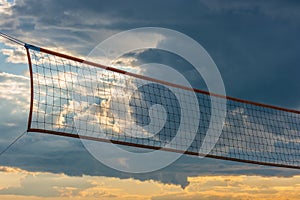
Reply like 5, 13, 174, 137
25, 44, 300, 169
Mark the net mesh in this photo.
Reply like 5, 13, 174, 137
26, 46, 300, 169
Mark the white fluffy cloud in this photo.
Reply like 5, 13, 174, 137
0, 72, 29, 129
0, 0, 12, 15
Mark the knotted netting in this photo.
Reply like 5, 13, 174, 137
25, 44, 300, 169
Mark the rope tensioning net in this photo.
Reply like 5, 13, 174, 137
24, 44, 300, 169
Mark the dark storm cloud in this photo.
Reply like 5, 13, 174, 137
3, 0, 299, 108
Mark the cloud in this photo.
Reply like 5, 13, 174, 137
1, 43, 29, 64
1, 46, 26, 63
0, 0, 12, 15
0, 166, 24, 173
0, 166, 181, 199
1, 166, 300, 200
0, 72, 29, 132
0, 166, 93, 197
199, 0, 300, 20
153, 175, 300, 200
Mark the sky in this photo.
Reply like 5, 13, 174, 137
0, 0, 300, 199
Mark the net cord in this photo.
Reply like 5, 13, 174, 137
0, 31, 25, 46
